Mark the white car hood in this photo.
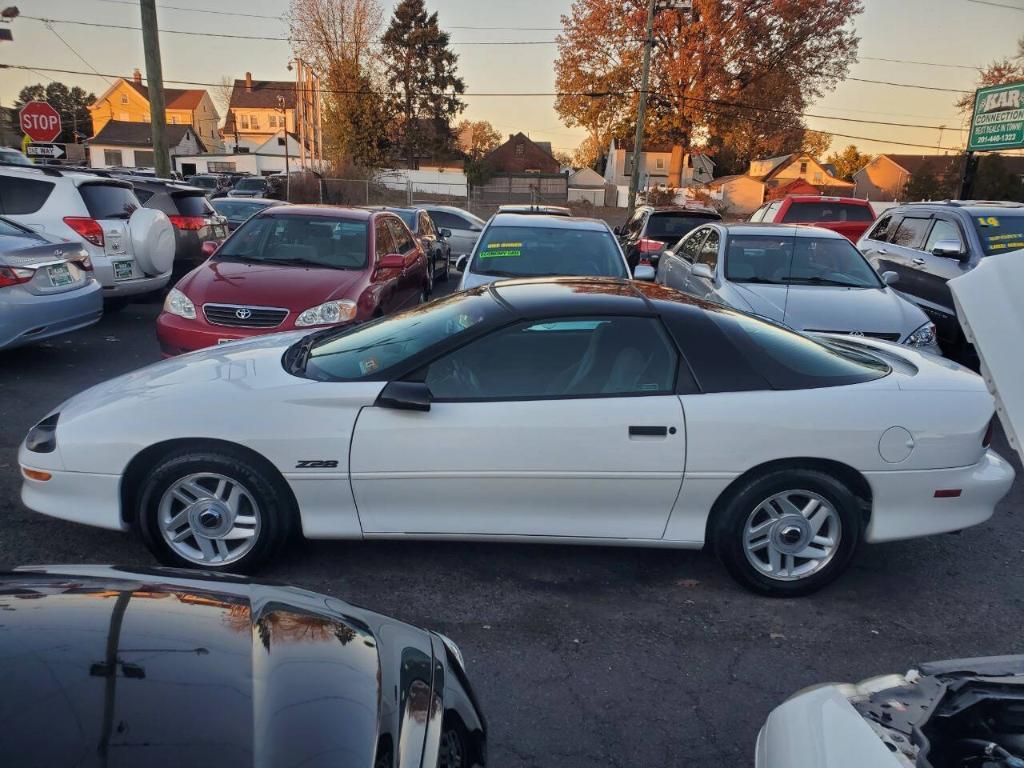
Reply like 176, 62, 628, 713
950, 248, 1024, 467
459, 270, 501, 291
730, 282, 923, 337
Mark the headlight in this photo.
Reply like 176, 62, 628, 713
295, 299, 357, 327
905, 322, 937, 347
163, 288, 196, 319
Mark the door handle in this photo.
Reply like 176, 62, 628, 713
912, 258, 926, 265
629, 426, 670, 437
877, 248, 888, 255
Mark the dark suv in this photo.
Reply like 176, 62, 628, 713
858, 200, 1024, 360
120, 176, 228, 277
616, 204, 722, 270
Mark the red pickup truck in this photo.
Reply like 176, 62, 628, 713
749, 195, 876, 243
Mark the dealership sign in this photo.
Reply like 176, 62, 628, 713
967, 81, 1024, 152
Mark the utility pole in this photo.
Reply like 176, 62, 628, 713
278, 94, 290, 201
140, 0, 170, 177
626, 0, 657, 220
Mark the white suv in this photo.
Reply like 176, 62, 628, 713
0, 165, 175, 301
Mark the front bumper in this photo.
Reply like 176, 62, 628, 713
864, 449, 1015, 542
19, 465, 126, 532
0, 279, 103, 350
155, 311, 281, 356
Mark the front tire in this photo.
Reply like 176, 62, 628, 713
713, 468, 863, 597
136, 448, 295, 572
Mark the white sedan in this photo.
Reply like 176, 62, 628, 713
18, 277, 1014, 596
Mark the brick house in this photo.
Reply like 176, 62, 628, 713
485, 133, 560, 174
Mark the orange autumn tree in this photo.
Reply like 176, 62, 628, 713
555, 0, 862, 167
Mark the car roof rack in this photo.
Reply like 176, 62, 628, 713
902, 199, 1024, 209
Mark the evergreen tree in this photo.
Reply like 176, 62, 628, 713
13, 82, 96, 143
382, 0, 466, 168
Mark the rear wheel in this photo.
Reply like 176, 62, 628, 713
136, 448, 295, 572
713, 468, 863, 597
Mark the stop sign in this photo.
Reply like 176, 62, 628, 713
19, 102, 62, 143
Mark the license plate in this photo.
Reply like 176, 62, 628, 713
213, 225, 226, 238
47, 263, 73, 287
113, 260, 134, 280
217, 338, 237, 345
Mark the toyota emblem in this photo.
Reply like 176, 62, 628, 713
849, 330, 865, 336
235, 308, 252, 320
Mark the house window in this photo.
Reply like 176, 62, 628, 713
799, 161, 808, 174
120, 94, 129, 105
515, 142, 524, 157
240, 114, 250, 129
104, 149, 123, 166
267, 114, 278, 128
813, 172, 823, 183
656, 157, 665, 170
208, 162, 237, 172
625, 154, 634, 174
169, 115, 178, 124
134, 150, 155, 167
250, 115, 259, 130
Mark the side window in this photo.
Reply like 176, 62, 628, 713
679, 228, 708, 261
749, 206, 767, 223
891, 217, 932, 250
429, 210, 465, 230
696, 230, 720, 271
626, 210, 646, 237
419, 212, 435, 237
0, 176, 56, 215
386, 218, 415, 252
765, 201, 783, 221
424, 316, 679, 400
375, 220, 395, 259
925, 218, 964, 252
867, 215, 893, 242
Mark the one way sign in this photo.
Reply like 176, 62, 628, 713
26, 143, 66, 159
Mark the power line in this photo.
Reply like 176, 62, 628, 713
2, 63, 965, 147
965, 0, 1024, 10
859, 55, 980, 71
42, 20, 114, 85
847, 76, 970, 94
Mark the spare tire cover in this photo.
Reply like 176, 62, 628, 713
129, 207, 175, 275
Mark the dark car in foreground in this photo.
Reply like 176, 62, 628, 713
211, 196, 285, 231
616, 204, 723, 270
858, 200, 1024, 361
122, 176, 228, 276
0, 565, 485, 768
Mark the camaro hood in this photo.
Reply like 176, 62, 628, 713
0, 566, 394, 768
730, 282, 924, 337
179, 259, 367, 309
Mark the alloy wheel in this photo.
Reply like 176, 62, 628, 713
157, 472, 261, 566
742, 490, 841, 581
438, 728, 465, 768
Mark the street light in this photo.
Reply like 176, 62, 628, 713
626, 0, 693, 219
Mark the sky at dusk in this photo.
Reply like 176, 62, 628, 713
3, 0, 1023, 158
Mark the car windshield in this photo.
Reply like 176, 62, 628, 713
725, 234, 882, 288
212, 199, 271, 222
189, 176, 217, 189
393, 210, 417, 229
235, 178, 265, 191
647, 212, 718, 241
304, 290, 507, 380
216, 214, 368, 269
469, 224, 628, 279
781, 201, 874, 223
973, 214, 1024, 256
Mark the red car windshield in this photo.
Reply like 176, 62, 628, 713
217, 214, 369, 270
781, 201, 873, 223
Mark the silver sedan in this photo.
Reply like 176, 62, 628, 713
655, 222, 940, 352
0, 217, 102, 351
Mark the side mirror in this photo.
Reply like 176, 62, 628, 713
455, 255, 469, 273
378, 253, 405, 270
931, 240, 966, 260
692, 263, 714, 280
633, 264, 656, 282
440, 228, 452, 239
376, 381, 431, 412
613, 225, 624, 236
201, 240, 219, 258
881, 270, 899, 285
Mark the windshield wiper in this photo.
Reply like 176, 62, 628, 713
786, 276, 867, 288
478, 269, 526, 277
734, 277, 783, 284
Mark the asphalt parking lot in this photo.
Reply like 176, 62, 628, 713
2, 283, 1023, 767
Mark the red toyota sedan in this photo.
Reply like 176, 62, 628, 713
156, 206, 430, 356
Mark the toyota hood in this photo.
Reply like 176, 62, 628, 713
728, 282, 926, 339
178, 259, 368, 311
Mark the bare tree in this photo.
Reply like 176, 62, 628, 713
213, 75, 235, 116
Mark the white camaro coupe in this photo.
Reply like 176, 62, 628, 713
19, 278, 1014, 595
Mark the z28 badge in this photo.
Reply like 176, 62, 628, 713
295, 460, 340, 469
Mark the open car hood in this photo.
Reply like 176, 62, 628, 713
950, 248, 1024, 466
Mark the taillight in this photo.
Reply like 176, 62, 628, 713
64, 217, 104, 247
638, 238, 663, 253
169, 215, 207, 231
0, 265, 34, 288
983, 418, 995, 448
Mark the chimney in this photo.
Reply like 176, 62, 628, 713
245, 72, 253, 92
132, 68, 142, 85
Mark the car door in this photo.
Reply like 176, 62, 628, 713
684, 228, 721, 300
662, 226, 708, 293
349, 315, 686, 539
858, 213, 895, 269
418, 211, 441, 276
385, 217, 422, 307
916, 215, 973, 343
374, 218, 404, 314
884, 214, 935, 303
